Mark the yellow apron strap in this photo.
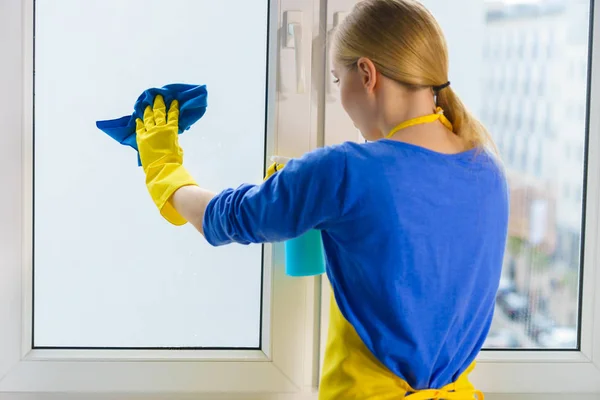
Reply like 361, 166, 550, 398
404, 362, 484, 400
386, 107, 454, 139
404, 389, 484, 400
320, 289, 484, 400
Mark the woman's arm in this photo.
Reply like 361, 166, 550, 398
172, 157, 288, 236
169, 149, 346, 244
136, 94, 348, 245
199, 148, 348, 247
168, 156, 289, 236
170, 185, 216, 235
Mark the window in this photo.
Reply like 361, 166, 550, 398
517, 31, 526, 59
523, 67, 531, 96
538, 65, 546, 96
532, 32, 539, 59
33, 0, 268, 349
2, 0, 600, 398
494, 35, 503, 60
520, 136, 529, 171
529, 102, 537, 134
480, 0, 589, 352
547, 30, 555, 58
514, 101, 524, 132
483, 37, 491, 60
545, 110, 553, 138
535, 140, 543, 178
506, 135, 516, 165
1, 0, 320, 396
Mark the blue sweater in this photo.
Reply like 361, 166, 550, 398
203, 140, 509, 389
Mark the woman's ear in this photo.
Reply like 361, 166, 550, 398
356, 57, 378, 93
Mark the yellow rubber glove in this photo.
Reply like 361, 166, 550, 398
135, 95, 197, 226
264, 156, 291, 181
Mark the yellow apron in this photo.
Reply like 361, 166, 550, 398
319, 292, 483, 400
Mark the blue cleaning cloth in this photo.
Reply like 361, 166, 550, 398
96, 83, 208, 165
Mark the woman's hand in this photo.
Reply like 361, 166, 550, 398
135, 95, 198, 226
135, 95, 183, 170
264, 156, 291, 181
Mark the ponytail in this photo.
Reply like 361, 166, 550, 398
437, 87, 498, 154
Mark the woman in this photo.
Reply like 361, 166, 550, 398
134, 0, 509, 398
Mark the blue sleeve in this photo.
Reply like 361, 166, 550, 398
202, 145, 348, 246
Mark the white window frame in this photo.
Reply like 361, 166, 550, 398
0, 0, 323, 397
2, 0, 600, 398
320, 0, 600, 396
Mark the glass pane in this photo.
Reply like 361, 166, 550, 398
422, 0, 589, 350
479, 0, 590, 349
33, 0, 269, 348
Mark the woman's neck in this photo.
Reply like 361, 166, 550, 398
377, 88, 467, 154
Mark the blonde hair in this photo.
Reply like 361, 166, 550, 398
333, 0, 496, 151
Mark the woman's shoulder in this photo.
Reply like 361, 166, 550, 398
308, 140, 378, 162
285, 143, 350, 169
291, 141, 506, 178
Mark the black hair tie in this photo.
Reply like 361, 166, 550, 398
432, 81, 451, 92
